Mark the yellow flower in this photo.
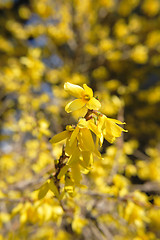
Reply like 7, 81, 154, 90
64, 82, 101, 113
50, 118, 101, 157
98, 115, 128, 144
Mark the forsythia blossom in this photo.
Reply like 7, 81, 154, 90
98, 115, 128, 144
64, 82, 101, 113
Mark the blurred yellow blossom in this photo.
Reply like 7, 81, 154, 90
131, 45, 148, 64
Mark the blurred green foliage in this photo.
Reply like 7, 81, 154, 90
0, 0, 160, 239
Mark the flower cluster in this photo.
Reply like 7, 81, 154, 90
39, 82, 127, 199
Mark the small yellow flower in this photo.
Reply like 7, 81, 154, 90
98, 115, 128, 144
64, 82, 101, 113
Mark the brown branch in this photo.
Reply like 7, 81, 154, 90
133, 149, 150, 161
86, 211, 113, 240
0, 197, 33, 203
131, 181, 160, 193
52, 145, 69, 192
82, 190, 160, 210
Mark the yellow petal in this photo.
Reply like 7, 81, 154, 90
77, 118, 88, 128
103, 119, 125, 143
108, 118, 126, 125
78, 128, 95, 152
50, 131, 70, 144
94, 147, 102, 158
67, 146, 80, 165
106, 119, 125, 137
81, 151, 93, 170
103, 132, 116, 143
69, 126, 79, 146
65, 99, 86, 113
83, 84, 93, 98
72, 106, 88, 119
98, 115, 106, 129
65, 137, 77, 156
86, 97, 101, 110
71, 163, 82, 184
64, 82, 85, 98
88, 120, 101, 138
100, 134, 104, 146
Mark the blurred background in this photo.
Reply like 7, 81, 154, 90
0, 0, 160, 239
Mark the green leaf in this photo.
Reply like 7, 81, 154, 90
38, 182, 49, 200
58, 165, 70, 179
48, 179, 60, 199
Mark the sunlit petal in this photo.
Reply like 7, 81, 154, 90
106, 119, 126, 137
50, 130, 69, 143
103, 131, 116, 143
69, 126, 79, 146
86, 97, 101, 110
65, 99, 86, 113
72, 106, 88, 119
64, 82, 85, 98
81, 151, 93, 170
108, 118, 126, 125
65, 138, 77, 156
71, 163, 82, 184
67, 146, 81, 165
88, 120, 101, 138
83, 84, 93, 98
77, 118, 88, 128
79, 128, 95, 152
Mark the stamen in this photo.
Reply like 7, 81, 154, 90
84, 95, 90, 100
